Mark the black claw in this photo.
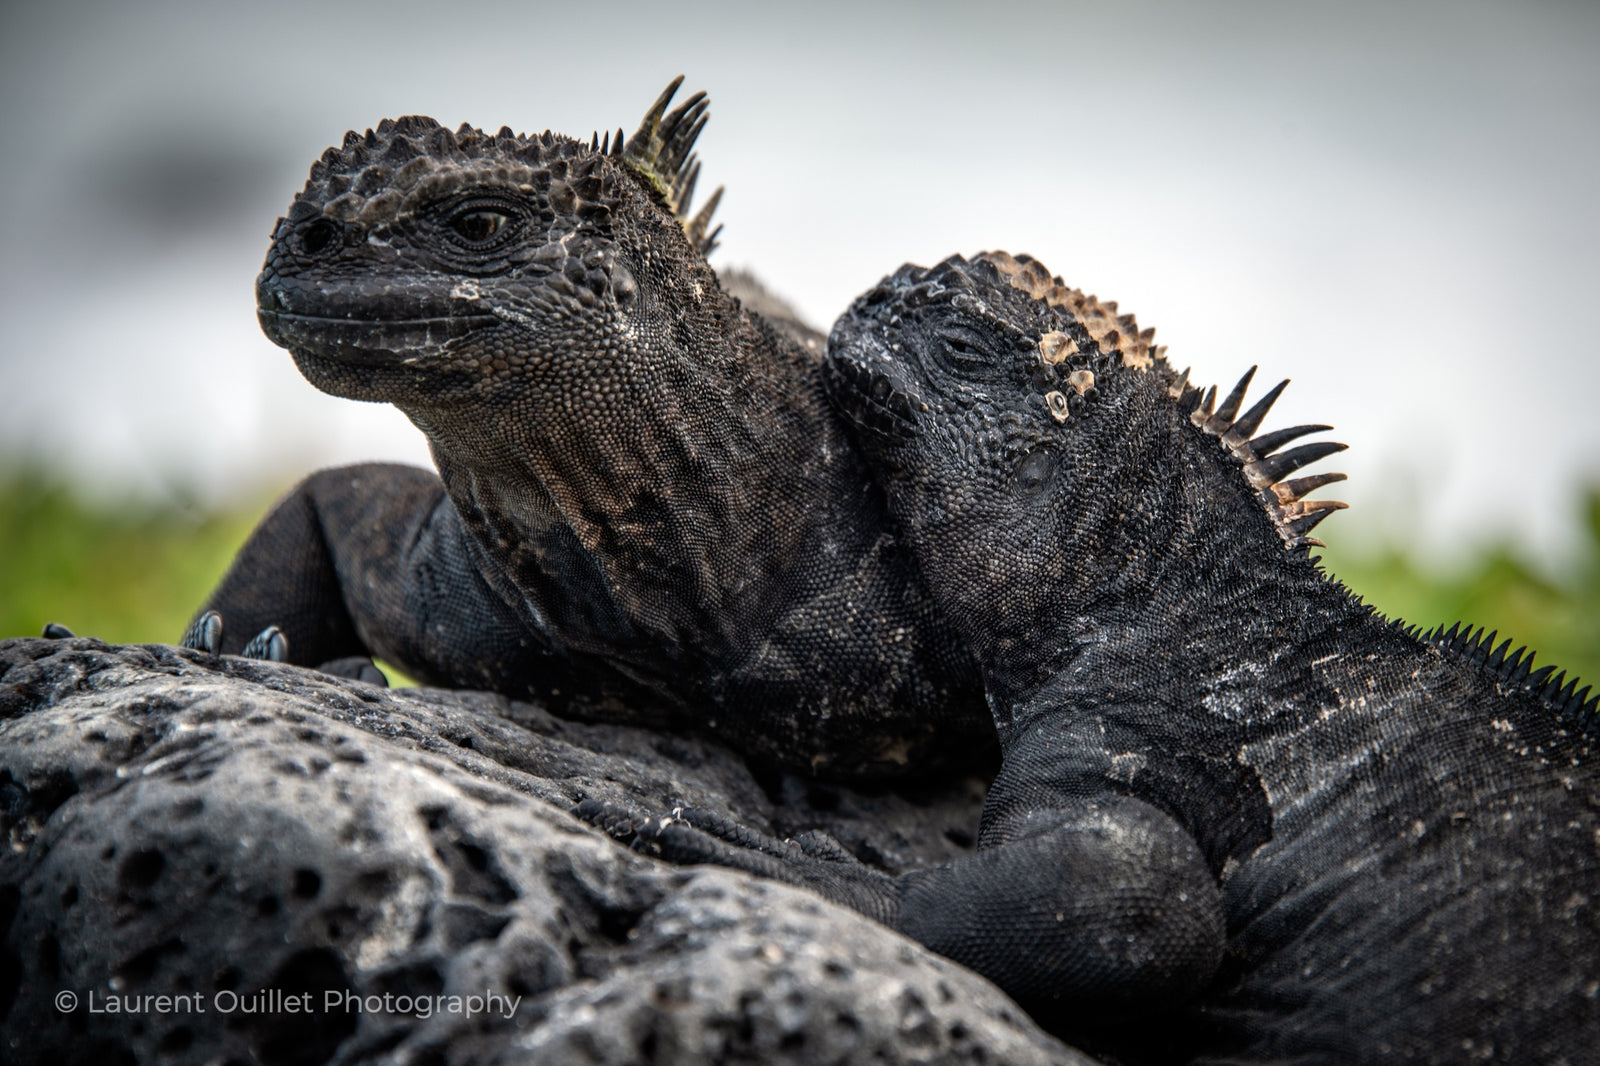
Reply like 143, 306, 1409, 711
179, 611, 224, 654
42, 622, 75, 639
316, 656, 389, 686
241, 625, 288, 662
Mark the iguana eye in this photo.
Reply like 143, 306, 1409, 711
1014, 450, 1059, 497
933, 329, 999, 375
939, 334, 989, 359
450, 210, 511, 243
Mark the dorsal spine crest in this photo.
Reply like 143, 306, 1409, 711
621, 76, 723, 255
1423, 622, 1599, 737
975, 250, 1350, 551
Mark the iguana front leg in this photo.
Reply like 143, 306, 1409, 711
190, 464, 406, 663
637, 723, 1224, 1022
189, 462, 561, 693
899, 795, 1222, 1014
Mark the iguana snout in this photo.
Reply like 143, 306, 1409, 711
823, 336, 923, 444
256, 269, 500, 367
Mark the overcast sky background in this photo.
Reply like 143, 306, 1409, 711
0, 0, 1595, 569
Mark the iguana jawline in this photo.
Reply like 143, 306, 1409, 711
260, 311, 501, 365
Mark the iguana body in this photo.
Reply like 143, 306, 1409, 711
202, 81, 987, 776
652, 252, 1599, 1062
819, 252, 1599, 1060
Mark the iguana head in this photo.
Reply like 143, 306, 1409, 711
255, 79, 940, 743
256, 77, 725, 415
826, 252, 1347, 697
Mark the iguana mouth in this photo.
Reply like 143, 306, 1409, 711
257, 271, 501, 364
258, 308, 501, 366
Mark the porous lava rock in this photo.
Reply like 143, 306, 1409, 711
0, 637, 1093, 1065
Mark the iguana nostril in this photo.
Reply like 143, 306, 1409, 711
871, 375, 890, 401
299, 218, 340, 255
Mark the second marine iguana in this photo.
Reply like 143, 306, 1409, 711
181, 80, 987, 777
645, 253, 1599, 1062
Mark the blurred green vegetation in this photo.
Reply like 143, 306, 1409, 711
1, 470, 1597, 689
0, 470, 268, 647
1317, 492, 1600, 686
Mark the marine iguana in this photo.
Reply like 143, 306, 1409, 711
178, 80, 987, 776
644, 252, 1599, 1062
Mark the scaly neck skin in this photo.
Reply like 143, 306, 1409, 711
398, 281, 868, 668
965, 403, 1371, 741
998, 546, 1366, 744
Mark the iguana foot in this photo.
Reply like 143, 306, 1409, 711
642, 808, 901, 923
181, 610, 382, 683
572, 798, 891, 906
317, 656, 388, 686
240, 625, 288, 662
41, 623, 74, 639
655, 806, 804, 857
179, 610, 224, 654
571, 798, 656, 842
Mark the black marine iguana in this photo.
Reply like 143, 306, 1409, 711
645, 252, 1599, 1062
168, 80, 986, 777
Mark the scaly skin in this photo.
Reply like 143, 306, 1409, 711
810, 252, 1598, 1061
637, 251, 1598, 1062
201, 82, 988, 777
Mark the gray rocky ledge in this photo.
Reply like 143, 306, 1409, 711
0, 637, 1093, 1065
